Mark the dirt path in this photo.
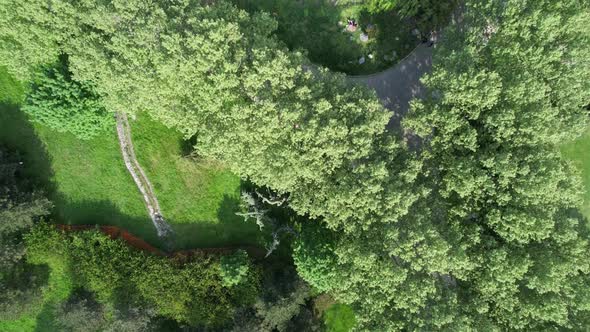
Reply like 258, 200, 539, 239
115, 113, 173, 241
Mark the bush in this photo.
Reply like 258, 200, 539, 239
220, 250, 250, 287
23, 62, 113, 140
24, 225, 260, 329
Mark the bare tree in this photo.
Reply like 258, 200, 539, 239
236, 190, 297, 257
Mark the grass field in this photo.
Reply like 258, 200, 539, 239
131, 114, 261, 249
323, 303, 356, 332
0, 66, 261, 250
561, 128, 590, 219
0, 66, 261, 330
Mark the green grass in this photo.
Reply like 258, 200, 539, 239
323, 303, 356, 332
233, 0, 417, 75
0, 106, 160, 245
131, 114, 261, 249
0, 67, 261, 251
561, 128, 590, 219
0, 64, 262, 331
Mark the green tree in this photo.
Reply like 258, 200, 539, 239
294, 0, 590, 330
220, 250, 251, 287
401, 0, 590, 329
0, 0, 409, 234
0, 147, 51, 320
55, 290, 107, 332
232, 265, 314, 332
25, 225, 260, 329
23, 61, 113, 140
55, 289, 157, 332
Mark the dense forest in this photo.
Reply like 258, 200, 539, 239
1, 0, 589, 331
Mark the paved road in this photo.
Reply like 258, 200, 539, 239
348, 43, 433, 132
348, 6, 463, 137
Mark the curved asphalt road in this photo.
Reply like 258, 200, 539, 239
348, 6, 463, 138
348, 44, 433, 132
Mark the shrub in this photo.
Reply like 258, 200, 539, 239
23, 63, 113, 140
24, 225, 260, 329
220, 250, 250, 287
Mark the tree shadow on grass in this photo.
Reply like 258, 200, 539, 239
0, 105, 164, 249
34, 302, 60, 332
171, 194, 262, 250
0, 103, 55, 197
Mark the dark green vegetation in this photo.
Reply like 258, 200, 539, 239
1, 0, 589, 331
25, 224, 260, 329
234, 0, 420, 75
366, 0, 458, 29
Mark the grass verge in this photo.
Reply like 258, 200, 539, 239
323, 303, 356, 332
561, 128, 590, 219
0, 67, 261, 250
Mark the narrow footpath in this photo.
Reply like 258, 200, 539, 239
115, 112, 173, 241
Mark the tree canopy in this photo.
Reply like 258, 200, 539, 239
1, 0, 589, 330
295, 0, 590, 329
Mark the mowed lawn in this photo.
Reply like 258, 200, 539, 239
0, 67, 260, 250
130, 114, 261, 249
561, 128, 590, 219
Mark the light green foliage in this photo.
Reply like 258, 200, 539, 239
0, 0, 399, 233
8, 0, 389, 247
0, 0, 61, 81
66, 1, 392, 227
23, 64, 114, 140
220, 250, 250, 287
399, 0, 590, 330
294, 0, 590, 330
292, 223, 340, 293
133, 256, 237, 327
68, 231, 140, 304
